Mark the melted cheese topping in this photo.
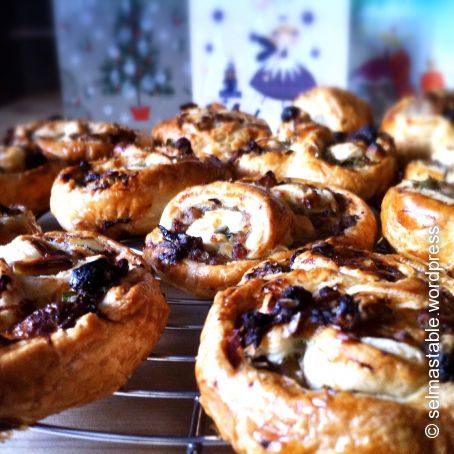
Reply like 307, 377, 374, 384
186, 209, 245, 255
0, 237, 44, 263
36, 121, 120, 142
404, 181, 454, 205
0, 236, 132, 332
360, 337, 425, 364
329, 142, 364, 162
301, 328, 425, 398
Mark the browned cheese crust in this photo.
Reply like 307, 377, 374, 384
0, 231, 168, 426
197, 242, 454, 453
50, 138, 231, 238
151, 103, 272, 161
144, 177, 376, 298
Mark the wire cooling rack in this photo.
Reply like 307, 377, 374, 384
30, 284, 230, 453
25, 215, 231, 453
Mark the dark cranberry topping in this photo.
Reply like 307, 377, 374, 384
281, 106, 301, 122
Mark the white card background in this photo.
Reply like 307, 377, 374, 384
190, 0, 350, 129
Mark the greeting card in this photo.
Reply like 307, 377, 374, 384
190, 0, 351, 129
53, 0, 191, 128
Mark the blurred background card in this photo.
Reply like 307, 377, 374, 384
48, 0, 453, 129
190, 0, 350, 129
350, 0, 453, 119
54, 0, 191, 128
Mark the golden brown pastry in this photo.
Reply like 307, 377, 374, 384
197, 244, 454, 453
381, 178, 454, 272
144, 177, 376, 298
381, 90, 454, 164
292, 86, 374, 132
232, 122, 397, 201
405, 160, 454, 183
50, 138, 230, 238
151, 103, 271, 161
0, 205, 41, 245
0, 231, 168, 426
34, 119, 149, 163
0, 122, 63, 213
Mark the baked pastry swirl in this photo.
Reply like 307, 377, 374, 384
197, 243, 454, 453
144, 177, 376, 297
0, 231, 168, 426
0, 205, 41, 245
151, 103, 271, 161
0, 122, 63, 213
50, 138, 230, 238
405, 160, 454, 184
381, 90, 454, 164
292, 86, 374, 133
232, 123, 397, 201
34, 119, 149, 163
381, 178, 454, 272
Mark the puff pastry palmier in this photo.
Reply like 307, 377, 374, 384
34, 119, 148, 163
0, 123, 63, 213
292, 86, 374, 133
50, 138, 230, 238
405, 160, 454, 183
0, 205, 41, 245
144, 177, 376, 297
381, 90, 454, 164
381, 178, 454, 272
0, 231, 168, 426
151, 103, 271, 161
197, 252, 454, 453
233, 124, 397, 201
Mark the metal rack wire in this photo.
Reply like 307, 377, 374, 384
30, 287, 230, 453
24, 217, 231, 452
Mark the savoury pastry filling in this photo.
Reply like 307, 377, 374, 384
230, 138, 295, 163
0, 235, 130, 342
34, 120, 136, 145
320, 126, 392, 168
177, 103, 259, 132
232, 280, 454, 397
244, 242, 405, 283
60, 138, 200, 190
291, 242, 405, 282
405, 177, 454, 205
157, 199, 251, 265
271, 183, 358, 241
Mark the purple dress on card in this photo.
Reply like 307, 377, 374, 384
249, 28, 316, 101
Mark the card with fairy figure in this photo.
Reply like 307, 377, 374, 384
190, 0, 350, 129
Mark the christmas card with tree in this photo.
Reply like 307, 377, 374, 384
53, 0, 191, 128
190, 0, 350, 129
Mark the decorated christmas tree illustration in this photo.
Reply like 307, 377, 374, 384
100, 0, 174, 121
